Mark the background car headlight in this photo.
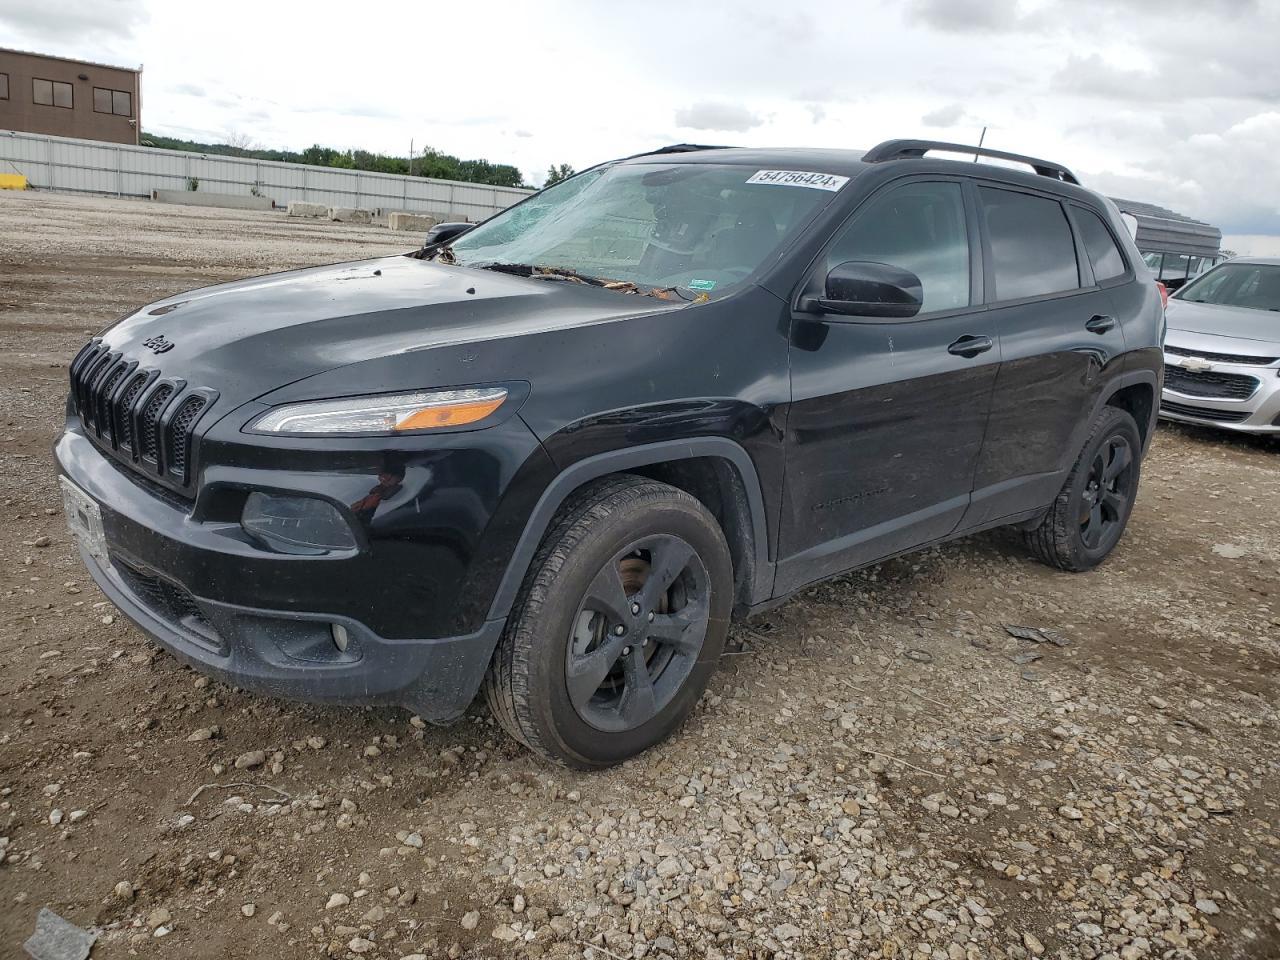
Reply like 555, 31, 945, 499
241, 492, 357, 554
248, 387, 507, 435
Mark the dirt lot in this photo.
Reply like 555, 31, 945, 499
0, 190, 1277, 960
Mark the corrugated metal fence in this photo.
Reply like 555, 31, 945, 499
0, 129, 533, 221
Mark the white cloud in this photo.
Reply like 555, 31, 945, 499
1088, 111, 1280, 235
0, 0, 1275, 239
907, 0, 1023, 33
922, 103, 967, 127
673, 102, 764, 133
1222, 235, 1280, 257
0, 0, 148, 43
1218, 235, 1280, 257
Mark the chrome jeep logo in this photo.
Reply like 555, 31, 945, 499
142, 334, 175, 355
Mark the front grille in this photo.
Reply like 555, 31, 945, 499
140, 383, 174, 462
115, 372, 149, 450
1163, 367, 1259, 400
167, 395, 208, 481
115, 561, 224, 651
1161, 400, 1252, 424
68, 340, 216, 493
1166, 345, 1279, 366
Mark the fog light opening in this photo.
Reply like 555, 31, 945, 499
331, 623, 350, 653
240, 491, 358, 554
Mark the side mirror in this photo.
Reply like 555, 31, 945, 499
424, 221, 473, 247
805, 260, 923, 319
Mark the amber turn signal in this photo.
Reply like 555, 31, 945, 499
396, 395, 506, 430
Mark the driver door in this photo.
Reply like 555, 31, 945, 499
776, 178, 1000, 594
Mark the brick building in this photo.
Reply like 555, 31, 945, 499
0, 47, 141, 145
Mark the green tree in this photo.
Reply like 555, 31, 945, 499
141, 133, 529, 188
544, 163, 575, 186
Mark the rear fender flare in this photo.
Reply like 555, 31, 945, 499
1055, 368, 1160, 474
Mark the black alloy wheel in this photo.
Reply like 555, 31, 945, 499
566, 535, 710, 733
1078, 434, 1135, 550
484, 475, 733, 768
1024, 405, 1143, 572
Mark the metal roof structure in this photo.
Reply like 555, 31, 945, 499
1110, 197, 1222, 259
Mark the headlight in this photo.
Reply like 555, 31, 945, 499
248, 387, 507, 436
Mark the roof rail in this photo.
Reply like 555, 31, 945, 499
644, 143, 732, 155
862, 139, 1080, 185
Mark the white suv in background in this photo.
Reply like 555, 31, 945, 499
1160, 257, 1280, 435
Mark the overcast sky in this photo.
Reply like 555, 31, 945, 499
3, 0, 1278, 253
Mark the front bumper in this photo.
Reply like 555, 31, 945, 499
53, 418, 549, 720
81, 545, 504, 721
1159, 349, 1280, 435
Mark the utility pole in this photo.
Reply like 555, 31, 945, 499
409, 138, 414, 177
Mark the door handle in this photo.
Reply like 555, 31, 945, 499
947, 335, 994, 358
1086, 314, 1117, 333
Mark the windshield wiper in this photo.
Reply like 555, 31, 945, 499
467, 263, 704, 302
473, 262, 597, 284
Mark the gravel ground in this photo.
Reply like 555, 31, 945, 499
1, 190, 1277, 960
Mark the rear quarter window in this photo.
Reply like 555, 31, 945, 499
979, 187, 1080, 301
1074, 207, 1128, 282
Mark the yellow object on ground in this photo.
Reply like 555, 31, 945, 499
0, 174, 28, 190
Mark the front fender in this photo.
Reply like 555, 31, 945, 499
485, 436, 774, 621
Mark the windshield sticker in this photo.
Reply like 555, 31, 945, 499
687, 279, 717, 291
746, 169, 849, 192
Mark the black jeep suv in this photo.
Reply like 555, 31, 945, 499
57, 140, 1162, 767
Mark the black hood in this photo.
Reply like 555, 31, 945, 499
100, 255, 681, 410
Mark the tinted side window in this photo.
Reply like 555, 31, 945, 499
1075, 208, 1127, 281
826, 181, 969, 314
979, 187, 1079, 301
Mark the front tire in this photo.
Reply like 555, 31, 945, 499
484, 475, 733, 768
1024, 405, 1142, 571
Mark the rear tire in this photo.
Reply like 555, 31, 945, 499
483, 475, 733, 768
1024, 405, 1142, 572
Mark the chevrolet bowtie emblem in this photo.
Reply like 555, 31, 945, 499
1177, 356, 1213, 373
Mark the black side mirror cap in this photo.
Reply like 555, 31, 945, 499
424, 222, 474, 247
803, 260, 924, 319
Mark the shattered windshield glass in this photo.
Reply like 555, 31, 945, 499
444, 162, 837, 300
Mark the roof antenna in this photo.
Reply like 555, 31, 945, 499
973, 126, 987, 162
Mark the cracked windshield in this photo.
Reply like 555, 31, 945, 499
445, 162, 836, 299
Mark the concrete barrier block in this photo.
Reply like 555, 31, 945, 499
387, 212, 440, 232
287, 201, 329, 218
329, 207, 372, 224
0, 174, 28, 190
151, 189, 274, 211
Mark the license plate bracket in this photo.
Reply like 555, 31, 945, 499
60, 477, 111, 570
